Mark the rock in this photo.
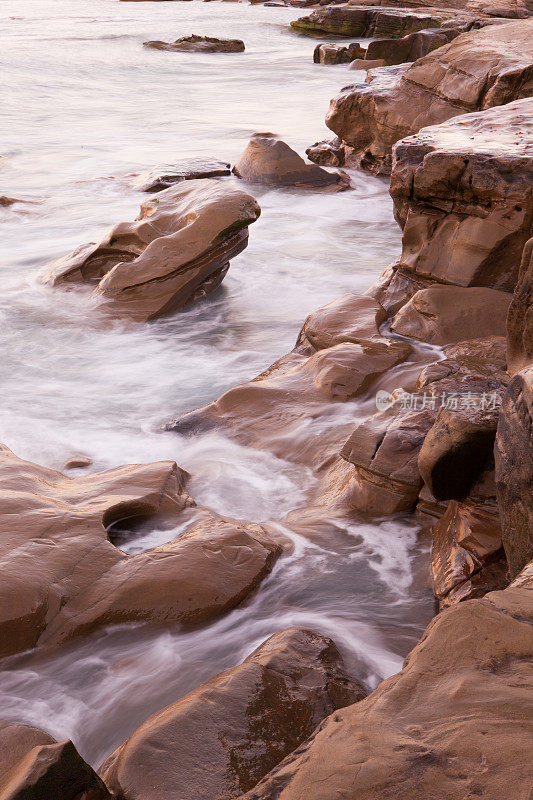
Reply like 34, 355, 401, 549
99, 628, 366, 800
44, 180, 260, 322
366, 260, 433, 315
0, 196, 22, 207
349, 57, 385, 70
240, 574, 533, 800
0, 721, 110, 800
390, 99, 533, 291
495, 366, 533, 578
326, 22, 533, 173
0, 444, 281, 657
143, 35, 245, 53
291, 6, 448, 38
365, 24, 465, 65
390, 284, 512, 344
305, 137, 345, 166
62, 455, 93, 470
233, 133, 347, 189
133, 158, 231, 192
507, 236, 533, 374
313, 41, 366, 64
296, 293, 387, 351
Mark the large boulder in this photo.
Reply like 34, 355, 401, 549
390, 99, 533, 292
0, 721, 110, 800
0, 445, 281, 657
241, 572, 533, 800
100, 628, 366, 800
296, 293, 387, 351
364, 24, 466, 66
495, 366, 533, 578
291, 6, 449, 38
143, 35, 245, 53
507, 236, 533, 373
233, 133, 346, 189
44, 180, 260, 321
326, 21, 533, 172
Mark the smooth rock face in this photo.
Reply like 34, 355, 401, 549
241, 577, 533, 800
133, 158, 231, 192
390, 284, 512, 344
143, 35, 245, 53
291, 6, 447, 38
326, 21, 533, 172
233, 133, 345, 188
44, 180, 260, 321
495, 367, 533, 578
349, 56, 385, 70
313, 41, 365, 64
365, 24, 465, 65
100, 628, 367, 800
296, 293, 387, 350
0, 721, 110, 800
390, 99, 533, 291
0, 444, 280, 657
507, 236, 533, 374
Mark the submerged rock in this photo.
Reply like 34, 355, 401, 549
133, 157, 231, 192
291, 6, 449, 38
0, 721, 110, 800
326, 21, 533, 172
233, 133, 347, 189
143, 35, 245, 53
44, 180, 260, 322
100, 628, 366, 800
0, 445, 281, 657
240, 572, 533, 800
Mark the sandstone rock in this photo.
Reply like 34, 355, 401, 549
291, 6, 448, 38
241, 576, 533, 800
313, 41, 365, 64
349, 57, 386, 69
507, 236, 533, 374
390, 99, 533, 291
390, 284, 512, 344
327, 21, 533, 173
296, 293, 387, 351
0, 445, 280, 657
100, 628, 366, 800
44, 180, 260, 322
0, 721, 110, 800
143, 35, 245, 52
133, 158, 231, 192
365, 23, 465, 65
62, 454, 93, 470
366, 260, 433, 314
233, 133, 346, 189
495, 366, 533, 578
305, 137, 345, 166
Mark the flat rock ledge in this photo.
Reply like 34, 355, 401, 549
143, 35, 245, 53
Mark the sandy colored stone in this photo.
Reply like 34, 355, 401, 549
241, 575, 533, 800
100, 628, 366, 800
305, 137, 345, 166
0, 445, 280, 657
326, 21, 533, 173
296, 293, 387, 351
507, 236, 533, 374
365, 23, 465, 65
291, 6, 449, 37
349, 56, 386, 69
0, 721, 110, 800
233, 133, 346, 189
143, 35, 245, 53
133, 158, 231, 192
44, 180, 260, 321
313, 41, 366, 64
390, 284, 511, 344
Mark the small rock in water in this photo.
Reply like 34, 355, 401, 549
313, 41, 366, 65
134, 157, 231, 192
349, 57, 385, 70
143, 35, 245, 53
306, 137, 345, 167
63, 455, 93, 470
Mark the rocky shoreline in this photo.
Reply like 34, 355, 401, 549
1, 2, 532, 798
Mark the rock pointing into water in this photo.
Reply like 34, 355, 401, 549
100, 627, 366, 800
44, 179, 260, 321
0, 444, 281, 657
233, 133, 348, 189
143, 35, 245, 53
133, 158, 231, 192
0, 721, 111, 800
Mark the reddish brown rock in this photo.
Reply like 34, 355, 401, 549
241, 575, 533, 800
133, 158, 231, 192
349, 56, 386, 70
305, 137, 345, 167
143, 35, 245, 53
365, 23, 465, 65
296, 293, 387, 351
313, 41, 366, 64
0, 721, 110, 800
507, 236, 533, 374
44, 180, 260, 322
0, 445, 281, 657
233, 133, 347, 189
291, 6, 450, 38
100, 628, 366, 800
326, 22, 533, 173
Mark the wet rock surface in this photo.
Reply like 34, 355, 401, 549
133, 158, 231, 192
291, 6, 450, 38
100, 628, 366, 800
143, 35, 245, 53
365, 23, 466, 65
44, 180, 260, 321
313, 40, 366, 64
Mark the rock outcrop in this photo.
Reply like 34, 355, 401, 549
364, 23, 466, 65
305, 137, 345, 166
44, 180, 260, 321
507, 236, 533, 373
133, 158, 231, 192
100, 628, 366, 800
0, 445, 281, 657
291, 6, 450, 38
0, 721, 110, 800
233, 133, 347, 189
313, 41, 365, 64
326, 21, 533, 173
143, 35, 245, 53
240, 572, 533, 800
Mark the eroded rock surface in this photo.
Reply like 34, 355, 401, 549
144, 35, 245, 53
133, 158, 231, 192
44, 180, 260, 321
365, 23, 466, 65
100, 628, 366, 800
291, 6, 449, 37
313, 41, 365, 64
507, 236, 533, 373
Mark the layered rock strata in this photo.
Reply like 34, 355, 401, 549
291, 6, 451, 37
144, 35, 245, 53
